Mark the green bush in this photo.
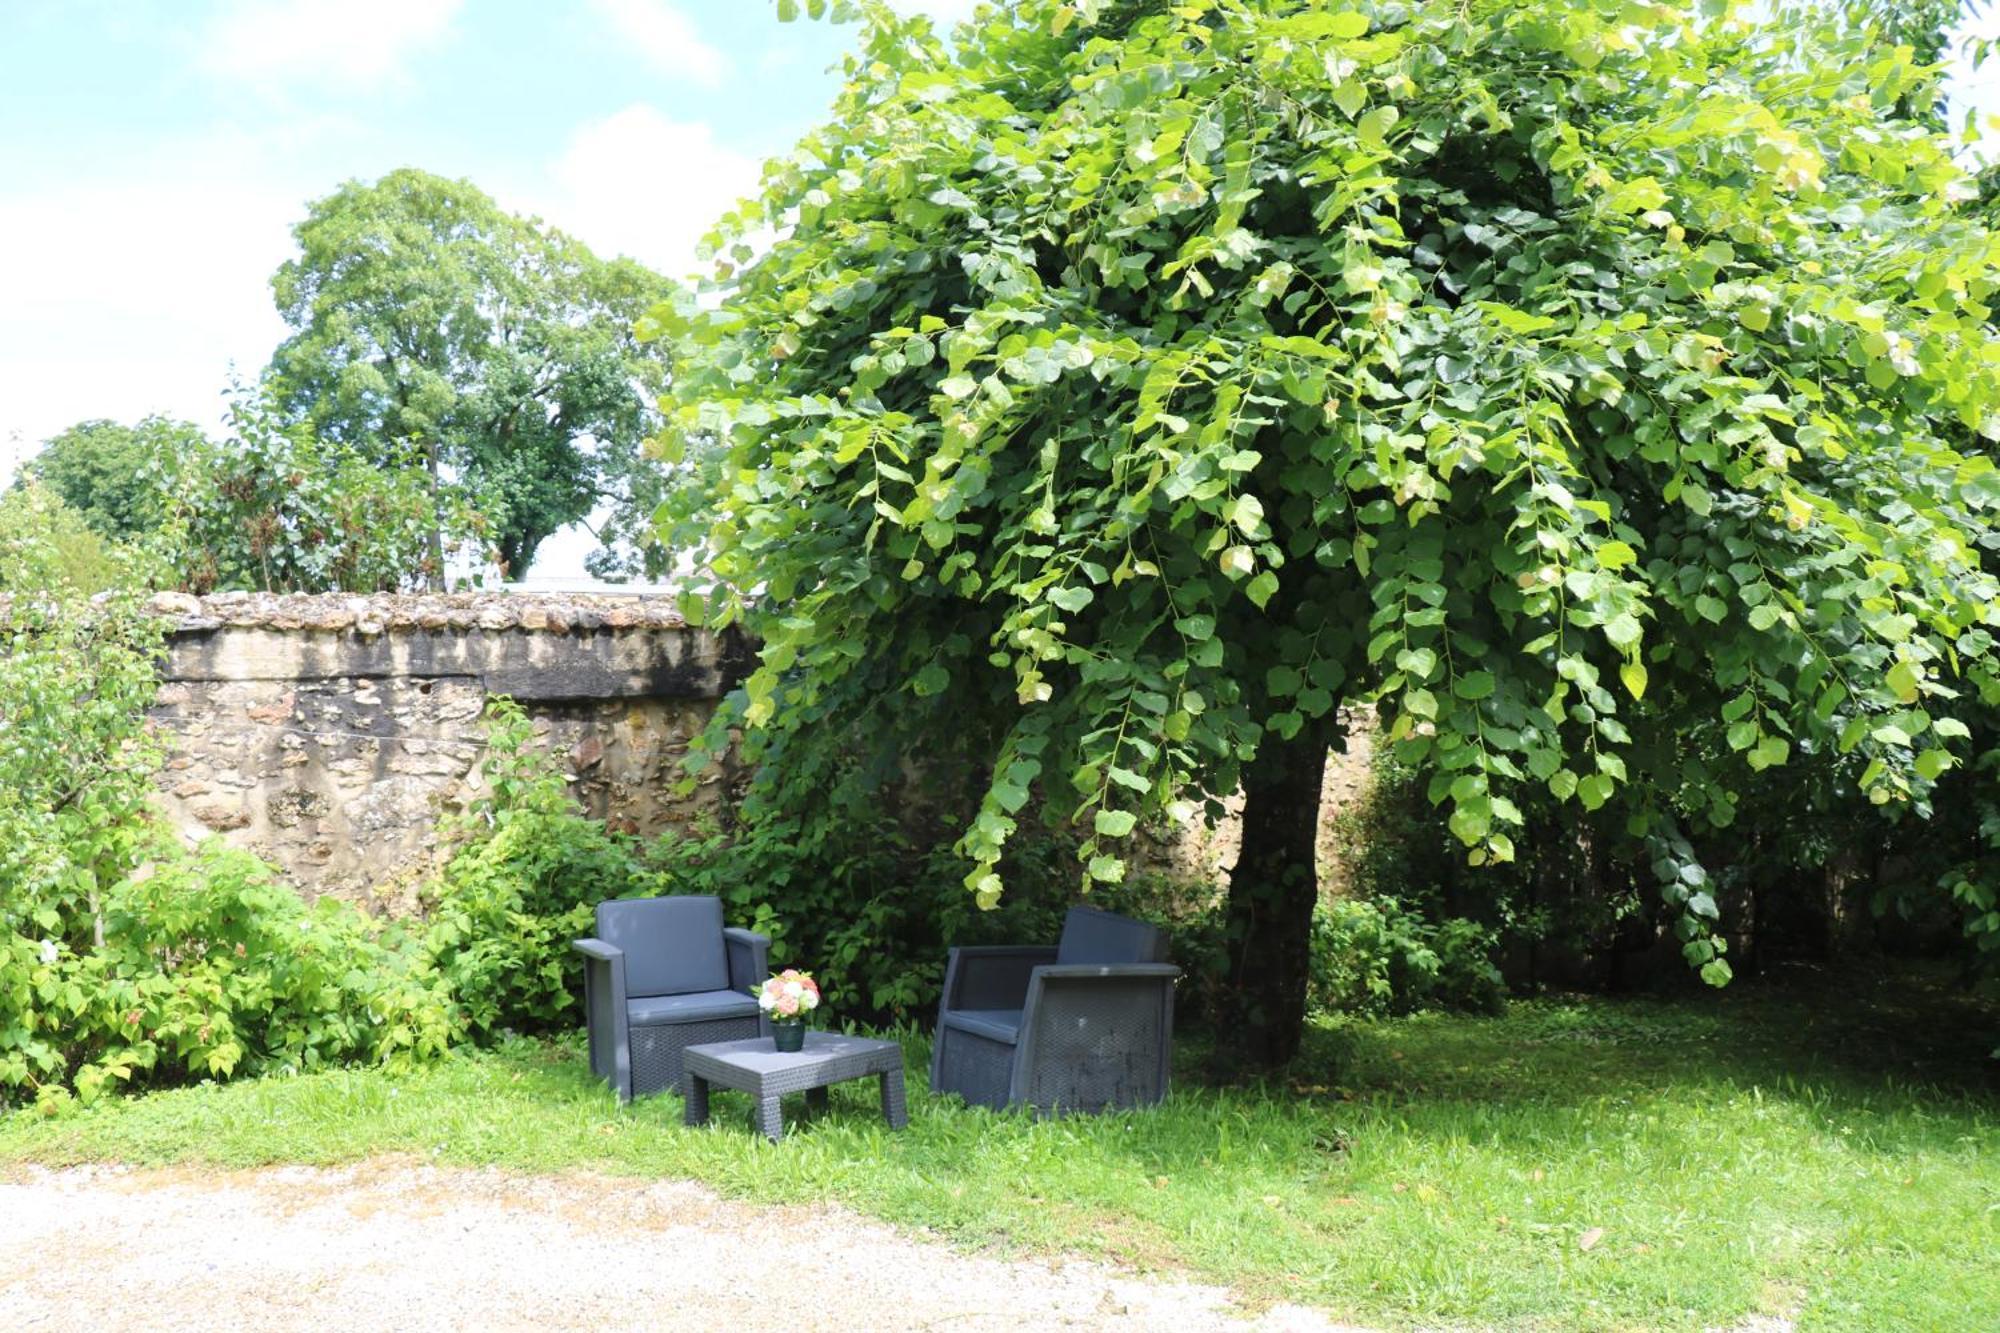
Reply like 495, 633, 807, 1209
650, 807, 1074, 1026
0, 484, 128, 595
417, 699, 669, 1038
4, 841, 458, 1107
1309, 896, 1505, 1017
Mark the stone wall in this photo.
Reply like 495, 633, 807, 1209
147, 592, 752, 909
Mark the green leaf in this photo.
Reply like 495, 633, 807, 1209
1230, 493, 1266, 536
1108, 765, 1150, 793
1453, 671, 1495, 701
1093, 808, 1138, 838
1087, 854, 1127, 883
1245, 571, 1279, 608
1748, 735, 1790, 770
1356, 105, 1400, 148
1619, 661, 1648, 700
1886, 659, 1921, 704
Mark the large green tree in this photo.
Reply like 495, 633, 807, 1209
18, 416, 207, 543
271, 169, 675, 580
657, 0, 2000, 1066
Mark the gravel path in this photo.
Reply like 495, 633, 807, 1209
0, 1162, 1361, 1332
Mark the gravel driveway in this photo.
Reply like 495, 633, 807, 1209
0, 1162, 1358, 1332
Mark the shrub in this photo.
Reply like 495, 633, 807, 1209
417, 699, 669, 1038
1309, 896, 1505, 1018
650, 806, 1074, 1026
0, 484, 128, 595
4, 841, 458, 1105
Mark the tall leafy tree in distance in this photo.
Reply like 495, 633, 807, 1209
271, 168, 675, 580
18, 416, 208, 543
659, 0, 2000, 1066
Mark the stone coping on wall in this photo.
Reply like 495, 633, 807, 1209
143, 589, 690, 635
144, 591, 747, 703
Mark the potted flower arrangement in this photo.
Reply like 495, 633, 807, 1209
757, 968, 821, 1052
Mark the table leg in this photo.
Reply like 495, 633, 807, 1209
756, 1093, 785, 1143
880, 1067, 908, 1131
805, 1085, 829, 1117
683, 1074, 709, 1128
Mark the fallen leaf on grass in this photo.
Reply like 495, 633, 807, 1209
1579, 1227, 1605, 1252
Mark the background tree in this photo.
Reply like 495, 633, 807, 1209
168, 385, 489, 594
16, 416, 206, 543
659, 0, 2000, 1067
0, 484, 127, 596
270, 168, 675, 580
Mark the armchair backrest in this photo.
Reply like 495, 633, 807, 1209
595, 895, 730, 998
1056, 906, 1169, 965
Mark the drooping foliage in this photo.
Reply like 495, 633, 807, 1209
666, 0, 1998, 1060
271, 168, 677, 579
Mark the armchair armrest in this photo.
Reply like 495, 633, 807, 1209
722, 927, 771, 992
1015, 962, 1179, 1113
940, 945, 1060, 1012
573, 937, 631, 1099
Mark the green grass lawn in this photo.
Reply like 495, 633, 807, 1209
3, 967, 1995, 1332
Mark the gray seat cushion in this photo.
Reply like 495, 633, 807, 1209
940, 1008, 1023, 1044
626, 989, 760, 1027
597, 896, 730, 997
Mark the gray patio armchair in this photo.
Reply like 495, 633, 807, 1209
573, 895, 769, 1103
930, 905, 1179, 1115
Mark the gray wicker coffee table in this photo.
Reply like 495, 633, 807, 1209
682, 1032, 908, 1143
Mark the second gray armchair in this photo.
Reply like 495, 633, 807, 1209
931, 906, 1178, 1116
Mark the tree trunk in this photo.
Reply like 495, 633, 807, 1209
425, 437, 446, 591
1215, 722, 1334, 1074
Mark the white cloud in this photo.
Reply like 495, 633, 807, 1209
0, 170, 297, 474
538, 103, 761, 280
588, 0, 728, 86
199, 0, 462, 91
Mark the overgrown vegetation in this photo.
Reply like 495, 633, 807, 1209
657, 0, 2000, 1071
5, 970, 1992, 1333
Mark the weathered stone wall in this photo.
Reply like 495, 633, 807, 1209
147, 592, 751, 909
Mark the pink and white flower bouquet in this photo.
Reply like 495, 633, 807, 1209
757, 969, 821, 1022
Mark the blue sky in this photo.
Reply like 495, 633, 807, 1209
0, 0, 970, 571
0, 0, 1992, 579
